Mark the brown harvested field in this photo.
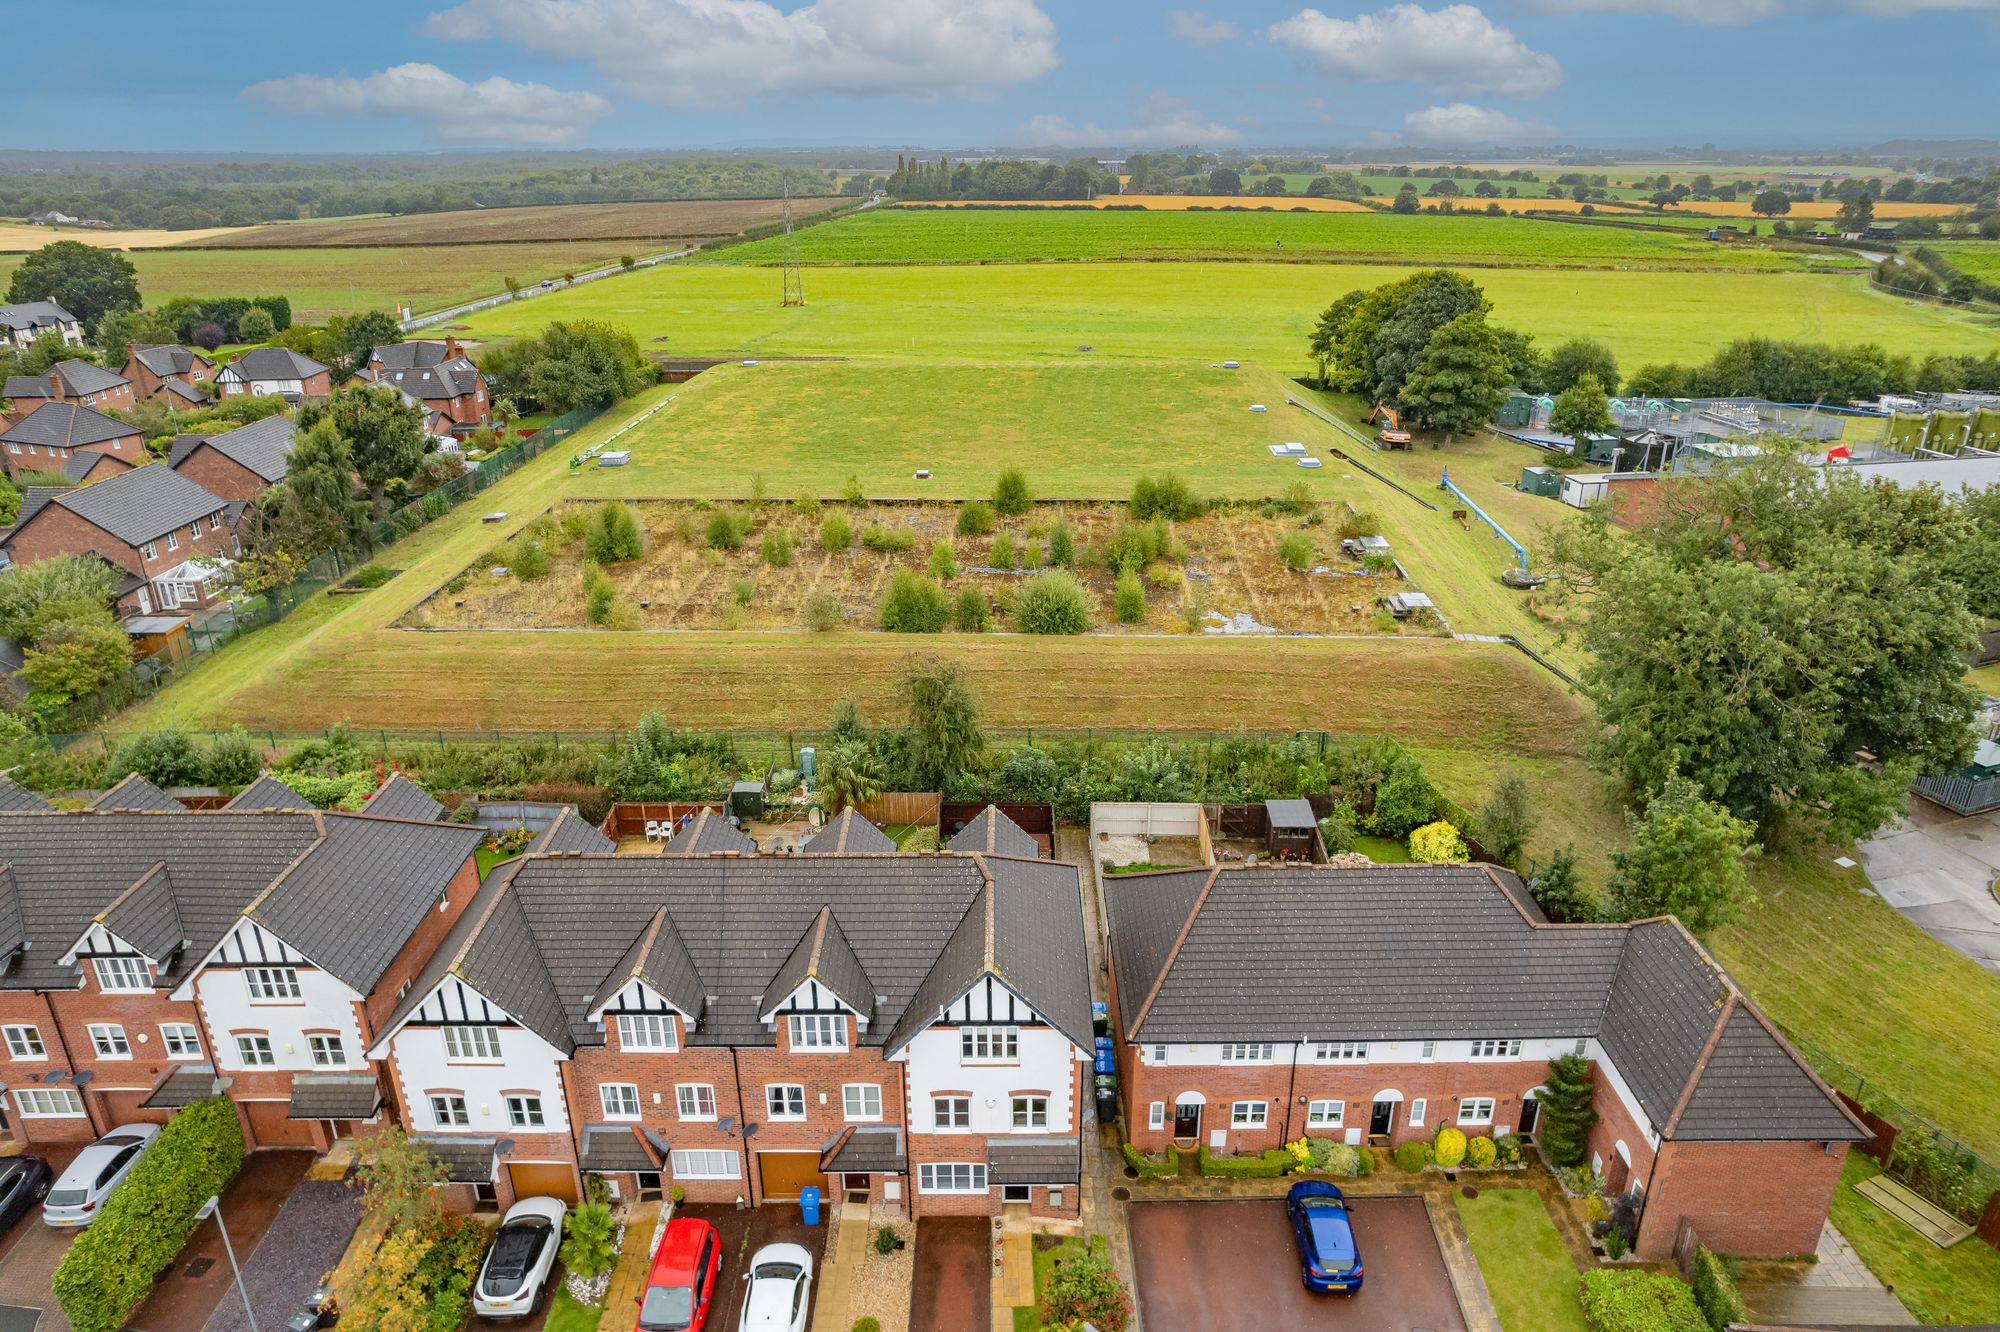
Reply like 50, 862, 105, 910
200, 197, 854, 249
402, 500, 1423, 637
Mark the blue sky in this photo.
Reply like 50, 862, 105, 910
10, 0, 1997, 153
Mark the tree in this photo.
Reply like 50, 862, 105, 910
19, 619, 130, 711
92, 306, 176, 358
486, 319, 655, 414
1475, 773, 1534, 866
900, 657, 984, 790
348, 1125, 449, 1231
1396, 311, 1511, 440
878, 571, 949, 633
1207, 167, 1241, 196
1392, 184, 1420, 214
1492, 325, 1545, 393
306, 385, 425, 517
1039, 1248, 1133, 1332
1370, 269, 1488, 403
821, 740, 884, 812
1526, 846, 1595, 922
0, 554, 121, 648
338, 310, 402, 374
1544, 338, 1619, 396
6, 241, 139, 336
239, 417, 367, 583
1751, 189, 1792, 217
992, 468, 1031, 516
1014, 571, 1092, 634
1607, 775, 1757, 931
1837, 193, 1875, 234
236, 306, 276, 343
1538, 1054, 1598, 1168
1548, 373, 1616, 453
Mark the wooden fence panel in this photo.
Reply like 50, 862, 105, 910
1837, 1091, 1899, 1164
855, 793, 941, 827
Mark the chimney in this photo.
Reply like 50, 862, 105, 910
48, 370, 63, 398
444, 336, 461, 360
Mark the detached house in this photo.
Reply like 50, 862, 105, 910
169, 415, 295, 503
1, 361, 135, 416
369, 851, 1092, 1216
350, 339, 489, 435
1, 465, 239, 614
122, 344, 216, 409
0, 402, 144, 481
1102, 864, 1868, 1260
216, 348, 331, 404
0, 301, 83, 351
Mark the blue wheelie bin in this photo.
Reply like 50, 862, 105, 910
801, 1185, 821, 1226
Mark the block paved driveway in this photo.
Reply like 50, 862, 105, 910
676, 1203, 828, 1331
909, 1217, 990, 1332
1129, 1197, 1467, 1331
0, 1145, 81, 1332
1861, 799, 2000, 972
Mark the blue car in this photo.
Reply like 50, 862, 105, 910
1286, 1180, 1364, 1294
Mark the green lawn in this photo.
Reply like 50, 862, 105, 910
1828, 1155, 2000, 1325
475, 844, 520, 878
1934, 242, 2000, 281
1351, 834, 1414, 863
1011, 1233, 1105, 1331
543, 1289, 604, 1332
1455, 1190, 1590, 1332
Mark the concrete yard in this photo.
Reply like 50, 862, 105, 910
1859, 798, 2000, 972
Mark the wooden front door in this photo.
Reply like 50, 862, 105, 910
1517, 1099, 1541, 1138
1172, 1102, 1201, 1141
758, 1151, 824, 1202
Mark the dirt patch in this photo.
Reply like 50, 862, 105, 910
404, 500, 1425, 637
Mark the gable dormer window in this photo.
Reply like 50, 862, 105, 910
244, 966, 301, 1002
788, 1013, 847, 1052
961, 1026, 1019, 1062
93, 956, 150, 993
616, 1013, 676, 1052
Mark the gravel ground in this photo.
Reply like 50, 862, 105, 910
203, 1181, 362, 1332
848, 1215, 915, 1332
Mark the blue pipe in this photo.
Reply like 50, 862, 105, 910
1440, 467, 1529, 570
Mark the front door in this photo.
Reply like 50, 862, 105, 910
1518, 1098, 1541, 1138
1370, 1100, 1396, 1137
1172, 1102, 1201, 1141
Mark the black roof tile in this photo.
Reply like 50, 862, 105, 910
947, 806, 1039, 857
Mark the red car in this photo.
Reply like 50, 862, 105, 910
636, 1216, 722, 1331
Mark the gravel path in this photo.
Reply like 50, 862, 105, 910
203, 1181, 361, 1332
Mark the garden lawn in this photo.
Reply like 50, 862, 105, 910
1350, 835, 1413, 863
543, 1289, 605, 1331
1828, 1156, 2000, 1325
1455, 1190, 1590, 1332
1011, 1234, 1100, 1332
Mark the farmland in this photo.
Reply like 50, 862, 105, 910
1935, 242, 2000, 280
0, 223, 249, 250
721, 205, 1848, 269
201, 197, 854, 248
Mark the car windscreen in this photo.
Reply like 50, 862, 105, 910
638, 1284, 695, 1330
483, 1219, 551, 1292
46, 1188, 88, 1207
1301, 1200, 1358, 1272
751, 1262, 802, 1282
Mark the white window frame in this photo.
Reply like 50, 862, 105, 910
671, 1149, 739, 1180
1231, 1100, 1268, 1128
1313, 1041, 1368, 1062
1420, 1040, 1437, 1062
1409, 1097, 1428, 1128
1220, 1043, 1274, 1062
159, 1023, 201, 1058
3, 1025, 45, 1059
141, 541, 157, 560
933, 1096, 971, 1130
442, 1025, 502, 1061
675, 1083, 717, 1121
1011, 1095, 1048, 1130
842, 1084, 882, 1121
787, 1013, 847, 1052
1150, 1043, 1168, 1063
87, 1023, 130, 1058
1148, 1101, 1166, 1131
507, 1095, 544, 1128
1470, 1039, 1523, 1060
918, 1162, 988, 1194
166, 531, 178, 552
14, 1088, 84, 1118
93, 956, 151, 993
961, 1026, 1019, 1062
616, 1013, 676, 1052
429, 1093, 470, 1127
765, 1083, 806, 1121
1459, 1097, 1497, 1126
1307, 1099, 1345, 1127
236, 1034, 275, 1066
602, 1083, 642, 1121
244, 966, 301, 1002
308, 1034, 347, 1067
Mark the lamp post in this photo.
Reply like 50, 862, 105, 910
196, 1194, 257, 1332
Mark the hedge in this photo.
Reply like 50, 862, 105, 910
1197, 1146, 1292, 1178
1576, 1270, 1708, 1332
1689, 1245, 1749, 1332
1121, 1141, 1180, 1179
54, 1096, 247, 1332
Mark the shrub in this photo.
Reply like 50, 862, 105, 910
586, 502, 645, 562
1408, 819, 1469, 863
559, 1200, 618, 1279
957, 500, 995, 535
929, 541, 957, 580
1197, 1146, 1293, 1178
820, 513, 853, 551
1120, 1141, 1180, 1179
583, 561, 618, 626
1689, 1245, 1748, 1332
1370, 764, 1440, 838
1114, 571, 1146, 623
761, 530, 794, 567
1039, 1247, 1133, 1332
804, 593, 844, 631
1477, 772, 1534, 866
853, 1321, 882, 1332
1432, 1127, 1468, 1168
1131, 472, 1202, 520
1494, 1133, 1525, 1167
730, 577, 755, 608
705, 510, 745, 550
352, 562, 394, 588
988, 532, 1015, 569
1048, 518, 1076, 567
953, 587, 989, 632
874, 1226, 899, 1256
1541, 1054, 1599, 1168
796, 492, 822, 519
1277, 531, 1315, 570
860, 526, 914, 553
1576, 1270, 1707, 1332
1395, 1141, 1433, 1173
205, 728, 262, 787
112, 730, 207, 788
1889, 1132, 1983, 1218
1022, 539, 1042, 569
1015, 571, 1092, 634
1465, 1135, 1497, 1169
671, 1185, 685, 1204
901, 824, 940, 852
879, 571, 949, 632
843, 473, 865, 505
1318, 800, 1358, 854
53, 1096, 246, 1332
993, 468, 1032, 515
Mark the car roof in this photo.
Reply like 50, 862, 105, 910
649, 1216, 719, 1281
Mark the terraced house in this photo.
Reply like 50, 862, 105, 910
1102, 863, 1869, 1260
369, 842, 1092, 1218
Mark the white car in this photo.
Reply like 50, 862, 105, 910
43, 1124, 160, 1227
738, 1242, 814, 1332
472, 1195, 568, 1319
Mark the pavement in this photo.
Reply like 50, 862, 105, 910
1859, 799, 2000, 971
909, 1217, 990, 1332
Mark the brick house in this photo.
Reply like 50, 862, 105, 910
1101, 863, 1868, 1260
0, 800, 480, 1153
349, 339, 490, 435
168, 415, 295, 503
2, 361, 135, 417
1, 465, 239, 614
215, 348, 331, 404
0, 301, 83, 351
368, 845, 1092, 1216
122, 344, 216, 409
0, 402, 144, 481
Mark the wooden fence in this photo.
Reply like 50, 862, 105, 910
854, 792, 941, 827
599, 801, 725, 840
1837, 1090, 1899, 1164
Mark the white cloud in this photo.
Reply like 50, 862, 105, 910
1167, 9, 1239, 42
1268, 5, 1564, 98
1526, 0, 1995, 22
1399, 103, 1558, 145
244, 62, 611, 144
424, 0, 1059, 105
1020, 94, 1242, 147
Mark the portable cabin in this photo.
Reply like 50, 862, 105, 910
1519, 465, 1560, 498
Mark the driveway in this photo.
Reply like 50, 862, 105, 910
0, 1145, 82, 1332
1129, 1197, 1467, 1331
1860, 800, 2000, 971
676, 1204, 828, 1331
127, 1149, 314, 1332
201, 1172, 361, 1332
910, 1217, 989, 1332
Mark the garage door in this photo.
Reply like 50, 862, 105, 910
758, 1152, 824, 1202
245, 1100, 317, 1147
96, 1090, 170, 1128
509, 1161, 580, 1206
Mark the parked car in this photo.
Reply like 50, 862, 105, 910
737, 1243, 813, 1332
0, 1156, 51, 1230
1286, 1179, 1364, 1294
637, 1216, 722, 1332
473, 1195, 568, 1319
43, 1124, 160, 1227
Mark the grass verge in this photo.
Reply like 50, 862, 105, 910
1455, 1189, 1590, 1332
1829, 1155, 2000, 1325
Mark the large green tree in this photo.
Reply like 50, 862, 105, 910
1370, 270, 1488, 402
338, 310, 403, 374
304, 385, 425, 517
480, 320, 654, 415
1549, 372, 1617, 452
5, 241, 139, 336
235, 418, 369, 589
1544, 338, 1620, 395
1606, 775, 1758, 931
899, 657, 984, 791
1837, 194, 1875, 233
1395, 310, 1511, 439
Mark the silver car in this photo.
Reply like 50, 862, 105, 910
738, 1243, 814, 1332
472, 1195, 568, 1319
43, 1124, 160, 1227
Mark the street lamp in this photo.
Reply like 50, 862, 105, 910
196, 1194, 258, 1332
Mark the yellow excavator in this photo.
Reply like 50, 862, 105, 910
1368, 403, 1413, 449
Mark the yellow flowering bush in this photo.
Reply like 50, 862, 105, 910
1432, 1126, 1468, 1168
1408, 819, 1469, 863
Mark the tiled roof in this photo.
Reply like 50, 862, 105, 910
100, 862, 187, 964
288, 1074, 383, 1120
662, 808, 756, 856
0, 779, 53, 813
19, 466, 225, 547
2, 375, 51, 400
579, 1124, 660, 1172
225, 774, 312, 811
47, 360, 128, 397
946, 805, 1039, 857
987, 1137, 1080, 1185
801, 807, 896, 854
0, 302, 77, 333
140, 1063, 227, 1109
1672, 1004, 1863, 1141
532, 806, 616, 855
412, 1135, 500, 1183
157, 379, 205, 407
221, 348, 327, 382
821, 1126, 905, 1174
1596, 920, 1731, 1131
0, 402, 138, 449
587, 906, 706, 1023
764, 906, 875, 1022
130, 344, 212, 378
361, 772, 444, 822
169, 414, 294, 482
63, 450, 130, 483
369, 359, 482, 401
90, 774, 183, 812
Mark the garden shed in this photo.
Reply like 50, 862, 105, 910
1263, 799, 1316, 860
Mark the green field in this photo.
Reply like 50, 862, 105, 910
1829, 1156, 2000, 1324
1935, 242, 2000, 281
716, 207, 1843, 270
457, 261, 2000, 370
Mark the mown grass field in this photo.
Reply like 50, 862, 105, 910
203, 197, 852, 249
1935, 242, 2000, 280
720, 206, 1838, 270
457, 260, 2000, 370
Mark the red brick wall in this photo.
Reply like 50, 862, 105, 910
171, 446, 269, 504
1635, 1138, 1848, 1259
0, 990, 102, 1144
565, 1039, 747, 1205
1586, 1068, 1659, 1193
733, 1043, 906, 1201
0, 503, 141, 578
908, 1131, 992, 1218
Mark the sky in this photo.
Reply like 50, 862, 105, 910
8, 0, 1997, 154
